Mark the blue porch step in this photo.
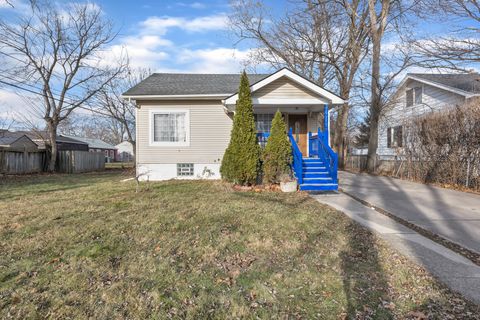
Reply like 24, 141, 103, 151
299, 183, 338, 191
299, 157, 337, 192
303, 172, 330, 178
303, 166, 327, 173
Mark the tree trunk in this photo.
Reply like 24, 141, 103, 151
47, 122, 58, 172
367, 35, 382, 173
334, 102, 350, 169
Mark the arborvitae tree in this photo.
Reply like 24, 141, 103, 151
263, 110, 292, 183
355, 109, 371, 148
220, 71, 260, 185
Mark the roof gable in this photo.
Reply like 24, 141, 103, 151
398, 73, 480, 97
224, 68, 345, 106
252, 76, 322, 99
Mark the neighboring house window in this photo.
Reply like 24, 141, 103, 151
387, 126, 403, 148
177, 163, 194, 176
406, 86, 422, 107
104, 150, 108, 156
110, 150, 114, 158
414, 86, 423, 105
150, 110, 190, 146
254, 114, 274, 133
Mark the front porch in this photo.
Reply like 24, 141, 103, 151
255, 105, 338, 191
223, 68, 344, 191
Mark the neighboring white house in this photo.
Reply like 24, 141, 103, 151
123, 68, 345, 189
378, 73, 480, 159
115, 141, 134, 162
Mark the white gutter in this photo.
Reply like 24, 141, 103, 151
121, 94, 231, 100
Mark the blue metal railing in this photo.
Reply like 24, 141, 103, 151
308, 128, 338, 184
288, 128, 303, 184
308, 132, 319, 157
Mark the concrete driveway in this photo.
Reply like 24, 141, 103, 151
339, 171, 480, 254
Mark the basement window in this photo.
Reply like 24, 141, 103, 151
177, 163, 194, 177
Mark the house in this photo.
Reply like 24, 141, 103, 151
18, 131, 89, 151
0, 130, 38, 152
61, 135, 117, 163
378, 72, 480, 159
123, 68, 345, 191
115, 141, 134, 162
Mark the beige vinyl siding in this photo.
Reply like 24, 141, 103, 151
253, 77, 322, 99
136, 100, 232, 164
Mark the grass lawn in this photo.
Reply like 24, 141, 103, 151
1, 172, 479, 319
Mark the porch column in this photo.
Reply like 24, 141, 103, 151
323, 104, 330, 146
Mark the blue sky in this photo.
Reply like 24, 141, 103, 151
93, 0, 284, 73
0, 0, 477, 123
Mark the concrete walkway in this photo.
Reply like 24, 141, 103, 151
339, 171, 480, 254
312, 192, 480, 304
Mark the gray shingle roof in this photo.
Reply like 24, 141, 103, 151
409, 73, 480, 94
62, 135, 115, 149
123, 73, 270, 96
15, 131, 88, 147
0, 130, 25, 146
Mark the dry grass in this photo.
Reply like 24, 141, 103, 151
0, 172, 479, 319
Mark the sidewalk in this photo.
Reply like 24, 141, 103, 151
312, 192, 480, 304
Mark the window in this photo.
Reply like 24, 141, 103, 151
414, 86, 422, 105
387, 126, 403, 148
150, 110, 190, 146
255, 113, 274, 148
104, 150, 108, 156
177, 163, 194, 176
406, 86, 422, 107
406, 89, 413, 107
254, 114, 274, 133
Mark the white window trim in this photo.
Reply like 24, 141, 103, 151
149, 108, 190, 147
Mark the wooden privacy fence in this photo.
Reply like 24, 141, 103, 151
56, 150, 105, 173
0, 150, 105, 175
0, 151, 46, 174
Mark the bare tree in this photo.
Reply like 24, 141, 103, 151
0, 0, 126, 171
412, 0, 480, 69
91, 67, 151, 155
229, 0, 335, 84
366, 0, 395, 172
1, 0, 14, 8
229, 0, 370, 168
0, 115, 14, 131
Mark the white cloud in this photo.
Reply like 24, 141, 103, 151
176, 47, 254, 73
100, 12, 235, 72
140, 14, 228, 34
190, 2, 207, 9
101, 35, 171, 69
0, 0, 27, 10
176, 2, 207, 9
